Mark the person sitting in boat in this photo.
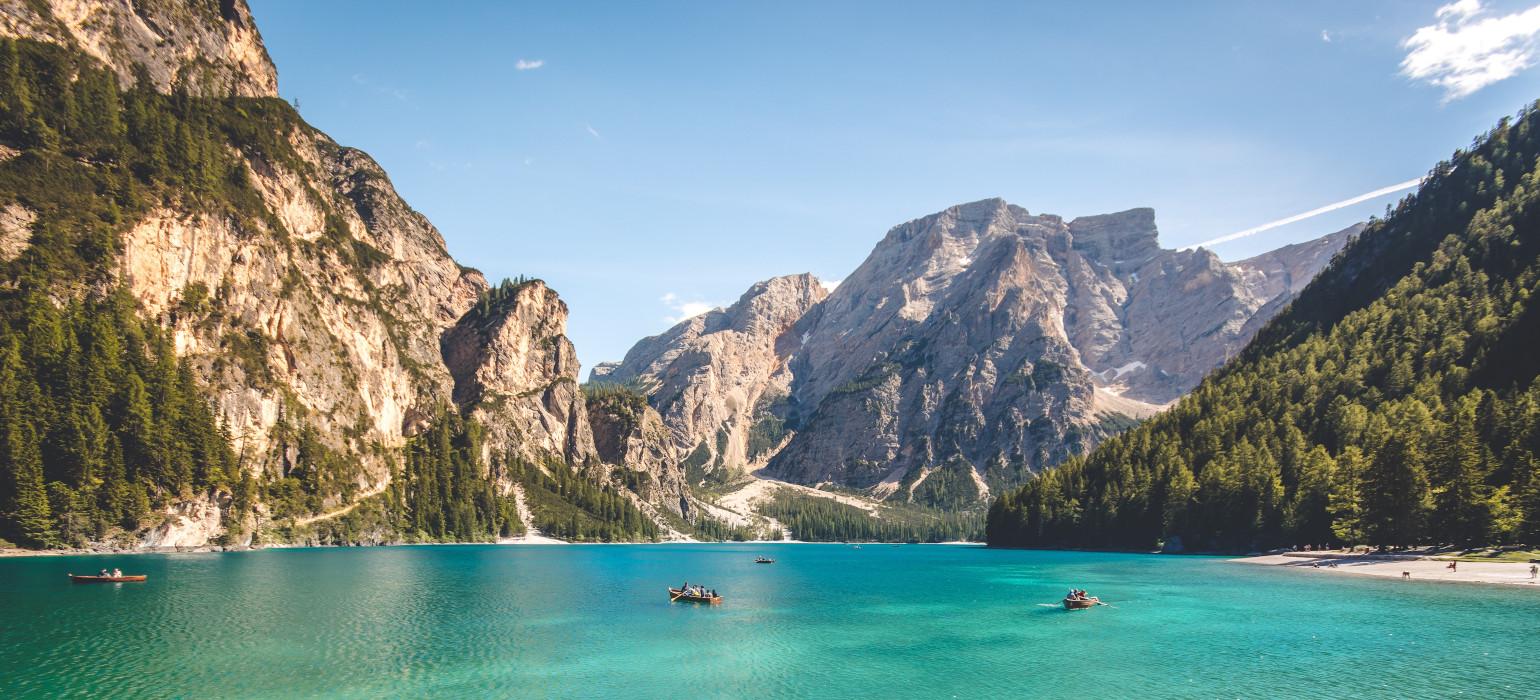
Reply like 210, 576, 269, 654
112, 568, 122, 578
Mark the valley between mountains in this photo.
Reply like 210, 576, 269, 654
0, 0, 1374, 550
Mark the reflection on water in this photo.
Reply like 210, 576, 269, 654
2, 545, 1538, 698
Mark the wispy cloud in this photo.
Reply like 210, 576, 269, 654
1401, 0, 1540, 101
585, 123, 602, 139
1321, 30, 1333, 43
660, 292, 717, 324
819, 278, 842, 293
515, 58, 545, 71
351, 72, 411, 103
1182, 178, 1424, 250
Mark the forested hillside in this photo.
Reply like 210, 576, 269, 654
0, 28, 668, 548
761, 493, 983, 542
988, 102, 1540, 552
0, 37, 264, 547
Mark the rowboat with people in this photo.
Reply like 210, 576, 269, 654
1063, 588, 1100, 610
669, 583, 722, 604
69, 573, 147, 583
754, 556, 775, 564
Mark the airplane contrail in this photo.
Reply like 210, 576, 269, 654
1181, 177, 1425, 251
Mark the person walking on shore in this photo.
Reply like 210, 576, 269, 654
1530, 564, 1537, 580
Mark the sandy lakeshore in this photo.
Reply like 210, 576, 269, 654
1236, 552, 1540, 587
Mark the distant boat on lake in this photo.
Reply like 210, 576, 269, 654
69, 574, 147, 583
754, 556, 775, 564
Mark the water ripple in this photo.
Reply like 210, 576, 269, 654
1, 546, 1538, 698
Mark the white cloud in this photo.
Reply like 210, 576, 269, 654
1182, 178, 1423, 251
819, 278, 842, 293
1321, 30, 1332, 43
660, 293, 718, 324
1401, 0, 1540, 101
585, 123, 602, 139
515, 58, 545, 71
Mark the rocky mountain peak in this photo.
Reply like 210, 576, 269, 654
610, 199, 1357, 507
1068, 207, 1160, 272
0, 0, 278, 97
726, 272, 826, 336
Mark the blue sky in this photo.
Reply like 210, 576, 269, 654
248, 0, 1540, 371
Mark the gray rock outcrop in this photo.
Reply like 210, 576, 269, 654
0, 0, 277, 97
606, 199, 1356, 505
593, 274, 828, 481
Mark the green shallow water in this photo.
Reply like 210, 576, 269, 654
2, 544, 1538, 698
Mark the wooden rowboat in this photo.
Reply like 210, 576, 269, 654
1063, 596, 1099, 610
668, 587, 722, 604
69, 574, 147, 583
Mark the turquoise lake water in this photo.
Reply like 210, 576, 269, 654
2, 544, 1538, 698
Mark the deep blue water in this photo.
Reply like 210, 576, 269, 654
2, 544, 1537, 698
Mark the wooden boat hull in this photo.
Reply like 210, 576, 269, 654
754, 559, 775, 564
1063, 597, 1098, 610
668, 588, 722, 604
70, 574, 147, 583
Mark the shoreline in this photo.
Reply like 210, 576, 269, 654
0, 539, 984, 559
1234, 552, 1540, 588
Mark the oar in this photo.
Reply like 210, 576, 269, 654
670, 589, 684, 601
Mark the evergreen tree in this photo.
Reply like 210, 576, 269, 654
1431, 403, 1497, 545
1360, 438, 1431, 548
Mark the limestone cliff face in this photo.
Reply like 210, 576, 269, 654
585, 392, 690, 518
776, 201, 1118, 501
608, 199, 1354, 505
114, 122, 508, 510
592, 274, 828, 479
1094, 220, 1361, 404
130, 135, 486, 474
441, 280, 596, 468
2, 0, 618, 538
1230, 223, 1363, 299
0, 0, 277, 97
